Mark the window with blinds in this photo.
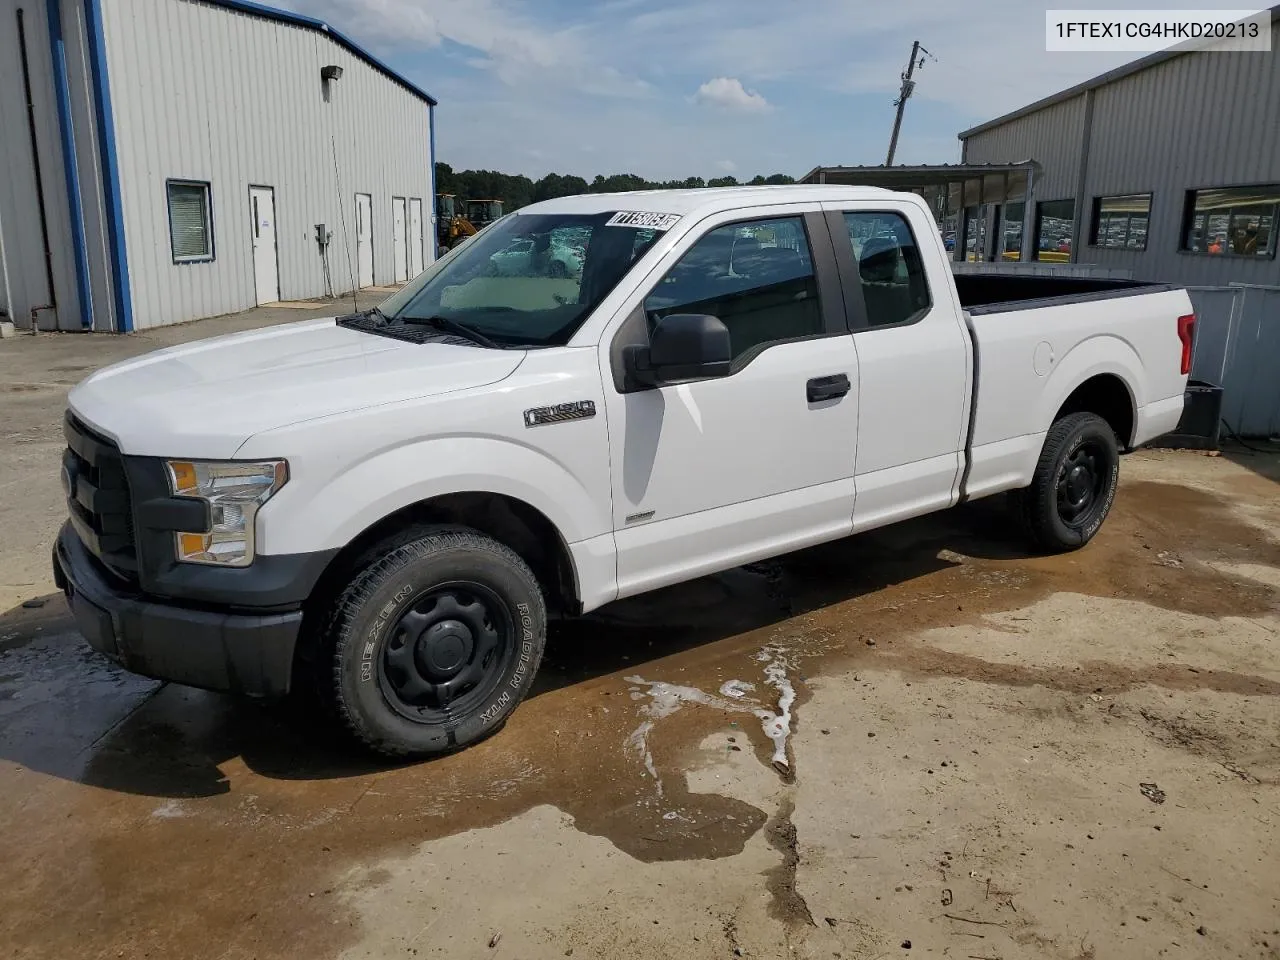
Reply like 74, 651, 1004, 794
167, 180, 213, 261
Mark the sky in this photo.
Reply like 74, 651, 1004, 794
272, 0, 1195, 181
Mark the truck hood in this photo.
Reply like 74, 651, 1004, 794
68, 317, 526, 459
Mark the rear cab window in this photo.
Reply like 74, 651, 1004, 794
842, 211, 932, 328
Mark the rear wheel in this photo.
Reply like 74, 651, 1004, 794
320, 527, 545, 757
1011, 412, 1119, 552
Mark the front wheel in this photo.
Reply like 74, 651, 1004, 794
320, 527, 546, 757
1010, 412, 1119, 552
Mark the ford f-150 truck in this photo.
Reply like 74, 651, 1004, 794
53, 186, 1195, 756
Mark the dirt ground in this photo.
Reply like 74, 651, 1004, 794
2, 304, 1279, 960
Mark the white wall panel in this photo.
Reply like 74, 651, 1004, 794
102, 0, 434, 329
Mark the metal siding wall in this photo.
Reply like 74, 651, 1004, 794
102, 0, 433, 329
0, 3, 84, 330
962, 95, 1087, 201
1187, 285, 1280, 437
1080, 25, 1280, 284
963, 23, 1280, 286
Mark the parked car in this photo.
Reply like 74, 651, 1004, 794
54, 186, 1194, 757
487, 237, 582, 278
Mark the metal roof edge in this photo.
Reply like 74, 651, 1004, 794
799, 161, 1042, 183
958, 4, 1279, 140
201, 0, 438, 106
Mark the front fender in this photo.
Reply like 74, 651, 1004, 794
1036, 334, 1143, 443
257, 437, 609, 555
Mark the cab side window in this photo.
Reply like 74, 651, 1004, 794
844, 212, 931, 327
644, 216, 822, 363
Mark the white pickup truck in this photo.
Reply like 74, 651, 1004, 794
54, 186, 1195, 756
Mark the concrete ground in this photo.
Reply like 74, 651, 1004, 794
2, 303, 1279, 960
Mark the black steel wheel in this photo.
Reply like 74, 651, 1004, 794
1055, 438, 1109, 529
320, 527, 546, 757
1011, 412, 1120, 552
379, 583, 513, 724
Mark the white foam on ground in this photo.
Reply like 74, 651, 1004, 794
719, 679, 756, 699
624, 679, 747, 796
752, 648, 796, 770
625, 646, 799, 781
151, 800, 188, 819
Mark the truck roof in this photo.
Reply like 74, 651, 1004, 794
514, 184, 899, 219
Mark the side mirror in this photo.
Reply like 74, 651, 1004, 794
625, 314, 731, 387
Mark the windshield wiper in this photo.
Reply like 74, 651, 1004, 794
399, 315, 504, 349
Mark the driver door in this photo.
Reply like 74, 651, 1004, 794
599, 207, 860, 598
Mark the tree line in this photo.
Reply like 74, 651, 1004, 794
435, 163, 796, 211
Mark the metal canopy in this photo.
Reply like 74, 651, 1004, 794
798, 162, 1043, 262
799, 162, 1040, 187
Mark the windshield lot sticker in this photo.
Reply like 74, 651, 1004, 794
607, 211, 681, 231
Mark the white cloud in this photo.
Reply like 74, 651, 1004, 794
694, 77, 771, 113
622, 0, 1137, 115
276, 0, 652, 97
277, 0, 1181, 178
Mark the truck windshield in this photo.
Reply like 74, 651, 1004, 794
377, 212, 661, 347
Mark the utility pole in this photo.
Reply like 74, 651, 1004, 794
886, 40, 931, 166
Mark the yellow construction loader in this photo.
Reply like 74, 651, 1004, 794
436, 195, 505, 252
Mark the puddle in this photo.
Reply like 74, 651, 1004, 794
626, 644, 800, 788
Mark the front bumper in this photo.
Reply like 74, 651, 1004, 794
53, 523, 302, 697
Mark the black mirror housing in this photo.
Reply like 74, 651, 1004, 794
626, 314, 731, 387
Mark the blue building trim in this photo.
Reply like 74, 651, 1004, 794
46, 0, 94, 329
83, 0, 133, 332
428, 105, 438, 261
204, 0, 438, 106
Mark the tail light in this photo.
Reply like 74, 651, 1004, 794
1177, 313, 1195, 375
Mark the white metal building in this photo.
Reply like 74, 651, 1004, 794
0, 0, 437, 333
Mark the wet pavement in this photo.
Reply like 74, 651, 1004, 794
3, 451, 1279, 959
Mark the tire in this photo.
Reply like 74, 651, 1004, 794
320, 527, 546, 757
1010, 412, 1120, 552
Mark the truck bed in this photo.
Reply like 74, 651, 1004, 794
958, 278, 1192, 505
954, 274, 1175, 314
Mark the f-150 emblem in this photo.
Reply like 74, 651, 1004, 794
523, 401, 597, 428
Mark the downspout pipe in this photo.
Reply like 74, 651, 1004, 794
46, 0, 94, 329
83, 0, 133, 332
428, 104, 438, 262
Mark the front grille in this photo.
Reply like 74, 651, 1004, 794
63, 412, 138, 582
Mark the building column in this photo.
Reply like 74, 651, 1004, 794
1070, 89, 1096, 263
1020, 166, 1036, 262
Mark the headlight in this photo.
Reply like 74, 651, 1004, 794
165, 460, 288, 566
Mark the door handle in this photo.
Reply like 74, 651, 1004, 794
807, 373, 851, 403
